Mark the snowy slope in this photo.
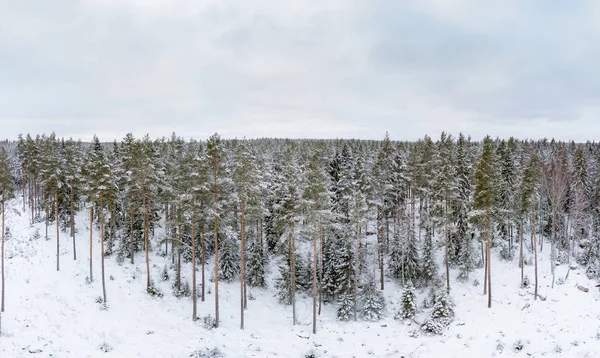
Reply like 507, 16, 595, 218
2, 198, 600, 358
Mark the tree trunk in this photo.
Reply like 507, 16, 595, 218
240, 198, 246, 329
1, 196, 5, 312
378, 207, 384, 291
70, 179, 76, 260
192, 199, 197, 321
520, 218, 524, 287
487, 204, 492, 308
533, 201, 539, 299
100, 192, 107, 303
56, 185, 60, 272
290, 221, 296, 325
318, 221, 323, 316
143, 181, 150, 290
201, 216, 205, 303
312, 212, 318, 334
354, 213, 359, 322
165, 202, 169, 255
89, 207, 93, 282
22, 165, 26, 212
177, 212, 182, 292
130, 189, 134, 265
45, 205, 48, 240
214, 212, 219, 327
445, 198, 450, 294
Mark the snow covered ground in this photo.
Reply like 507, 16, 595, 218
2, 199, 600, 357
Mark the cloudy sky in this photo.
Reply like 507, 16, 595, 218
1, 0, 600, 142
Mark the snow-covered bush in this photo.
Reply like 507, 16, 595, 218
336, 292, 354, 321
147, 280, 163, 298
201, 315, 217, 330
160, 265, 170, 282
172, 280, 191, 298
360, 278, 385, 321
397, 282, 416, 320
189, 347, 224, 358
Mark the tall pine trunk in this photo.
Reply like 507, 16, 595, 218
318, 222, 324, 316
533, 201, 539, 300
177, 212, 182, 292
100, 193, 107, 303
354, 215, 359, 322
143, 181, 150, 290
445, 198, 450, 294
240, 198, 246, 330
201, 215, 205, 303
290, 221, 296, 325
214, 170, 220, 327
1, 194, 5, 312
71, 179, 76, 260
486, 205, 492, 308
129, 189, 134, 265
56, 185, 60, 272
89, 207, 93, 282
192, 199, 197, 321
519, 218, 524, 286
312, 213, 318, 334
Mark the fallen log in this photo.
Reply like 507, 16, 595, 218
577, 284, 589, 293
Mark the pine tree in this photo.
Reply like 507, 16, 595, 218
0, 148, 15, 313
218, 231, 239, 282
231, 139, 261, 329
207, 133, 227, 328
474, 136, 498, 308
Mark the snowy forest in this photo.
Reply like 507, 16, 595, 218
1, 131, 600, 356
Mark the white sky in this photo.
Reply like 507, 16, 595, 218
1, 0, 600, 142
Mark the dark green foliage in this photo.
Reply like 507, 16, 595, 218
360, 276, 385, 321
218, 233, 239, 282
336, 292, 354, 321
247, 240, 266, 287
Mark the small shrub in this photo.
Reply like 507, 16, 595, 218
473, 278, 480, 287
514, 339, 524, 352
189, 347, 224, 358
161, 265, 170, 282
521, 275, 530, 288
99, 342, 113, 353
32, 228, 41, 241
147, 281, 163, 298
202, 315, 217, 330
304, 349, 319, 358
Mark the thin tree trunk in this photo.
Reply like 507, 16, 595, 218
290, 221, 296, 325
533, 201, 539, 299
1, 195, 5, 312
143, 181, 150, 290
45, 205, 48, 240
240, 198, 246, 330
201, 216, 205, 303
483, 240, 488, 295
22, 165, 26, 212
177, 211, 182, 292
71, 179, 76, 260
378, 207, 384, 291
318, 221, 323, 316
487, 204, 492, 308
56, 185, 60, 272
520, 218, 524, 287
130, 190, 134, 265
165, 202, 169, 255
89, 207, 93, 282
445, 198, 450, 294
100, 193, 107, 303
312, 212, 318, 334
192, 199, 197, 321
354, 213, 359, 322
214, 212, 219, 327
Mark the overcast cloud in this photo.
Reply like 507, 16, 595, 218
1, 0, 600, 142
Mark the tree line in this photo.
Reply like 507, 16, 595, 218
0, 132, 599, 334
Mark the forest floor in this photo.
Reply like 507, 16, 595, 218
2, 199, 600, 357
